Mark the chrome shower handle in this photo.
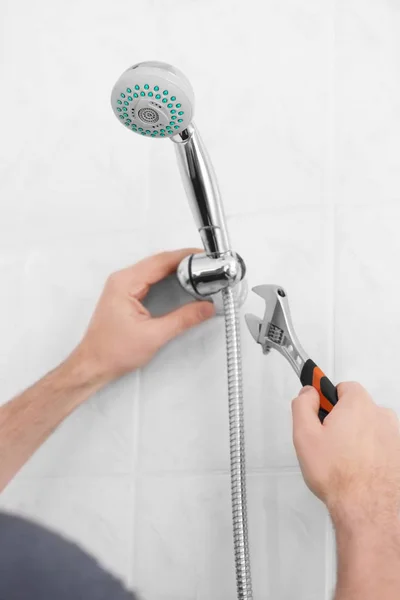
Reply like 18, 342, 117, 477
172, 123, 230, 257
172, 123, 246, 299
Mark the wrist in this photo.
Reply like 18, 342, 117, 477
60, 344, 111, 394
333, 505, 400, 598
331, 503, 400, 541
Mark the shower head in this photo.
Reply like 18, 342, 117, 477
110, 61, 194, 138
110, 60, 245, 296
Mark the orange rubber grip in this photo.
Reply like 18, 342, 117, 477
300, 359, 338, 423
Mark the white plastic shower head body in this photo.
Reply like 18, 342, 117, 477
111, 61, 194, 138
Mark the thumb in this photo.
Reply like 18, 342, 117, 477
155, 301, 216, 345
292, 386, 322, 437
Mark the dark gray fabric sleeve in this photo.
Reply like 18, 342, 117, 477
0, 512, 138, 600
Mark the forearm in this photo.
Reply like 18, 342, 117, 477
334, 514, 400, 600
0, 348, 104, 492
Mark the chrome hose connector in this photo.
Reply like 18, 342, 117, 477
177, 251, 246, 298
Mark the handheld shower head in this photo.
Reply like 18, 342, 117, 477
111, 61, 194, 138
111, 60, 245, 297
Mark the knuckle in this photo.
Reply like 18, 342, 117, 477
292, 427, 315, 452
291, 396, 301, 411
106, 271, 119, 284
177, 305, 206, 332
106, 271, 125, 290
188, 308, 201, 328
176, 311, 194, 332
195, 303, 210, 322
154, 250, 171, 263
337, 381, 373, 406
381, 407, 399, 422
337, 381, 364, 396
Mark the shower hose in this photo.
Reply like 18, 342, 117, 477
222, 286, 253, 600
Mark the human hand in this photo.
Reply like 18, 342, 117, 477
73, 249, 215, 385
292, 383, 400, 526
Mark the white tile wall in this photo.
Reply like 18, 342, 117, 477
133, 473, 327, 600
0, 0, 398, 598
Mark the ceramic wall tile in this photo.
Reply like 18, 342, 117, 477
335, 0, 400, 205
335, 203, 400, 407
150, 0, 333, 216
133, 472, 328, 600
3, 234, 145, 477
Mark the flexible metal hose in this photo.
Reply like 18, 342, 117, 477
222, 286, 253, 600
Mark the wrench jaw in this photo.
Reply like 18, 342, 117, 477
245, 285, 309, 377
252, 285, 282, 325
244, 313, 272, 355
244, 313, 262, 344
253, 285, 284, 353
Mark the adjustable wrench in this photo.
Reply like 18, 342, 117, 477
245, 285, 338, 423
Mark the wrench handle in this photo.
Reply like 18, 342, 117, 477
300, 359, 338, 423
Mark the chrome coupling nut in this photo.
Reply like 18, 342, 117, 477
177, 251, 246, 298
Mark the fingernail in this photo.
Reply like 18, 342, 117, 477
299, 385, 313, 395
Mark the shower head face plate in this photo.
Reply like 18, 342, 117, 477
111, 61, 195, 138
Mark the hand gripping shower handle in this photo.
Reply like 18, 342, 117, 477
300, 359, 339, 423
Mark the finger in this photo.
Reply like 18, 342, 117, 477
292, 386, 322, 437
336, 381, 366, 398
380, 407, 399, 426
336, 381, 374, 408
126, 249, 203, 298
152, 300, 215, 345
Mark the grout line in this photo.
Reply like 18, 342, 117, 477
128, 170, 150, 590
225, 203, 330, 222
12, 465, 302, 481
7, 474, 133, 482
0, 227, 147, 248
134, 466, 302, 478
127, 370, 141, 590
324, 1, 337, 598
326, 517, 336, 599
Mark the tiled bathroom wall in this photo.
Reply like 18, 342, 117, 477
1, 0, 399, 598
